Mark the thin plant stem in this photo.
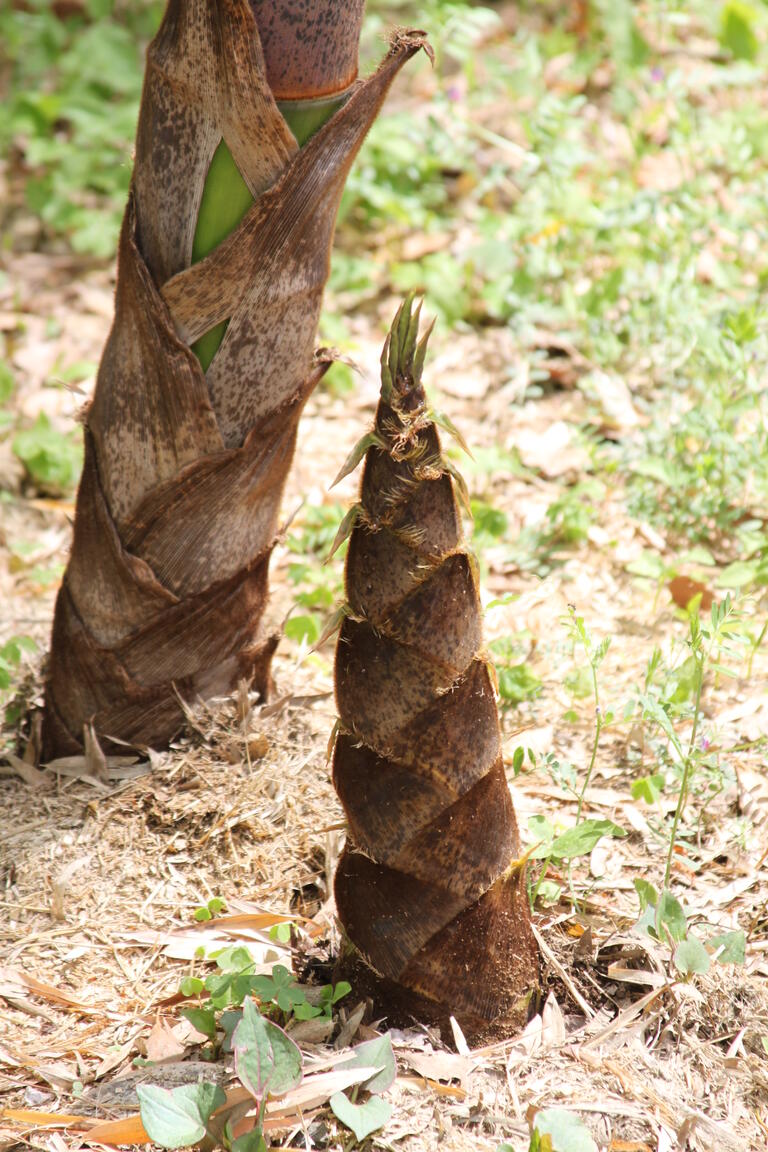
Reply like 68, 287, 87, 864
747, 619, 767, 679
664, 654, 704, 888
529, 858, 551, 911
567, 666, 602, 910
576, 663, 602, 822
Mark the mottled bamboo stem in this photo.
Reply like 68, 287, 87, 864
191, 1, 365, 369
41, 0, 425, 757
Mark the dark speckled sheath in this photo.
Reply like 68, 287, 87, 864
250, 0, 366, 99
333, 302, 539, 1041
41, 2, 428, 758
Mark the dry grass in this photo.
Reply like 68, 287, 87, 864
1, 653, 767, 1150
2, 375, 767, 1148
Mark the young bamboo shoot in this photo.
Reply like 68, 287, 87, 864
332, 299, 540, 1041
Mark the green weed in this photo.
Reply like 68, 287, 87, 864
177, 942, 351, 1046
1, 0, 161, 255
0, 364, 15, 433
284, 504, 346, 649
12, 413, 83, 494
136, 905, 393, 1152
625, 316, 768, 547
489, 636, 542, 706
0, 635, 37, 696
563, 607, 612, 821
0, 634, 37, 733
637, 595, 745, 883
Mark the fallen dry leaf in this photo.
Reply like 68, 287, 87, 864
512, 419, 590, 477
0, 754, 51, 788
0, 967, 101, 1015
286, 1016, 335, 1045
636, 151, 685, 191
736, 766, 768, 827
540, 992, 566, 1048
400, 1046, 475, 1090
506, 1012, 543, 1066
119, 927, 289, 964
1, 1110, 92, 1129
333, 1000, 366, 1050
720, 698, 768, 745
265, 1066, 381, 1115
144, 1017, 188, 1063
586, 370, 641, 431
27, 1061, 79, 1092
81, 1114, 149, 1145
668, 575, 714, 612
203, 911, 297, 931
397, 1075, 467, 1099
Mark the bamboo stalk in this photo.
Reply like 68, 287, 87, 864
41, 0, 428, 757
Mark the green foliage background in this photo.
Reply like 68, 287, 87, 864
3, 0, 767, 568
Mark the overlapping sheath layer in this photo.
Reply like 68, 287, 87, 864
43, 1, 427, 755
333, 303, 539, 1038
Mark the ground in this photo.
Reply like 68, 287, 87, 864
1, 3, 768, 1151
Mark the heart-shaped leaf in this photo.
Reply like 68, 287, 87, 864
533, 1108, 597, 1152
631, 774, 665, 804
330, 1092, 392, 1141
231, 1129, 267, 1152
707, 929, 746, 965
137, 1082, 223, 1148
195, 1082, 227, 1124
233, 997, 302, 1100
179, 976, 205, 997
674, 935, 710, 976
180, 1006, 216, 1039
655, 889, 687, 944
633, 878, 659, 912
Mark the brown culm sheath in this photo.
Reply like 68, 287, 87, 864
41, 0, 429, 757
333, 299, 539, 1042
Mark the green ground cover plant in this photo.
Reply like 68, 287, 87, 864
1, 0, 162, 256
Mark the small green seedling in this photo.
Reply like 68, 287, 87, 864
634, 880, 746, 978
138, 995, 396, 1152
194, 897, 226, 922
490, 636, 542, 706
12, 414, 83, 493
138, 997, 301, 1152
177, 948, 351, 1048
498, 1106, 598, 1152
330, 1033, 397, 1143
0, 635, 36, 694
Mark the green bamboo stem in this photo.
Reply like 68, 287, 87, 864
278, 93, 350, 149
191, 96, 346, 370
